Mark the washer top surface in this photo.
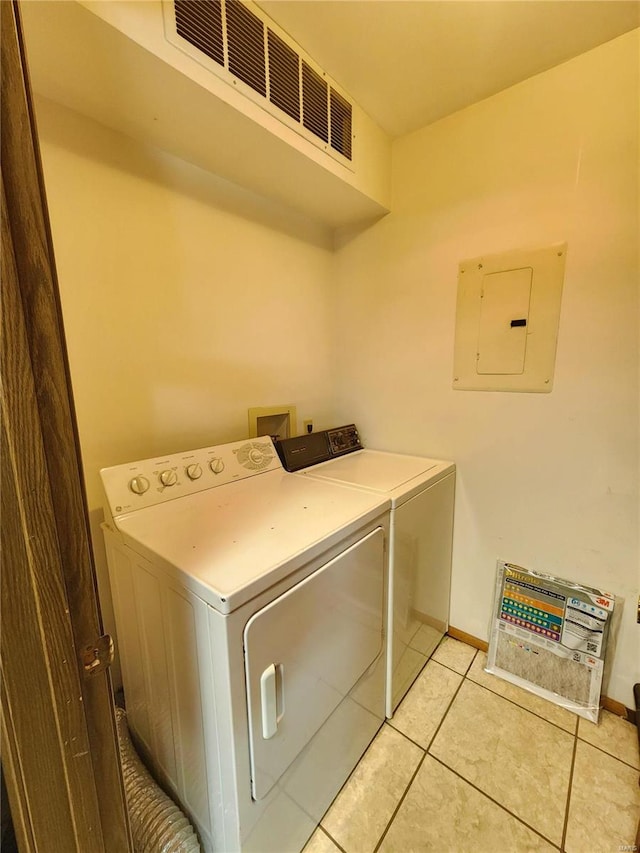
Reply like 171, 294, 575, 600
298, 449, 455, 506
112, 467, 389, 613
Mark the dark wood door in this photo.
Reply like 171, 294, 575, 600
1, 2, 132, 849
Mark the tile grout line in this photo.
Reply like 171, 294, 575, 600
424, 652, 477, 751
428, 654, 566, 850
315, 644, 461, 848
371, 650, 474, 853
430, 654, 478, 679
468, 666, 640, 769
466, 673, 579, 736
574, 734, 640, 772
389, 643, 586, 852
320, 642, 636, 853
386, 651, 476, 752
560, 721, 580, 852
316, 719, 386, 838
426, 753, 562, 851
430, 653, 564, 851
385, 719, 428, 752
391, 647, 567, 851
372, 751, 427, 853
315, 825, 348, 853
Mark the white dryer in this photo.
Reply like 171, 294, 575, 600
276, 425, 455, 717
100, 437, 390, 852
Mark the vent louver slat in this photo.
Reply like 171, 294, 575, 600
330, 88, 352, 160
172, 0, 352, 162
302, 62, 328, 144
225, 0, 266, 97
267, 29, 300, 123
175, 0, 224, 67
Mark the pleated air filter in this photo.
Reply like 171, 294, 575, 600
171, 0, 353, 162
486, 561, 615, 723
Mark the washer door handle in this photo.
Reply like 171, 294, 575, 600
260, 663, 285, 739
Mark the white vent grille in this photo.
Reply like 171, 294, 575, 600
330, 88, 352, 161
226, 0, 266, 97
175, 0, 224, 67
267, 29, 300, 123
302, 61, 328, 143
171, 0, 353, 161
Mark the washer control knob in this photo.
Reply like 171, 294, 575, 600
129, 475, 150, 495
185, 463, 202, 481
209, 457, 225, 475
159, 469, 178, 487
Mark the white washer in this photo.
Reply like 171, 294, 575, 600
276, 425, 455, 717
100, 437, 390, 852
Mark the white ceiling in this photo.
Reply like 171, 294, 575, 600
258, 1, 640, 138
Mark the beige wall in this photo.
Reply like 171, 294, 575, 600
36, 97, 337, 678
36, 31, 639, 708
333, 31, 639, 706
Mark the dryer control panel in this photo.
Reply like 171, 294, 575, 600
275, 424, 362, 472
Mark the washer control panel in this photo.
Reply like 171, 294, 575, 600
101, 437, 280, 518
326, 424, 362, 457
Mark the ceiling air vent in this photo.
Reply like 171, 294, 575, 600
302, 61, 328, 144
267, 29, 300, 123
225, 0, 266, 97
175, 0, 223, 67
171, 0, 354, 162
330, 88, 352, 161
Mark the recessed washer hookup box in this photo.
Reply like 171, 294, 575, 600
486, 560, 615, 723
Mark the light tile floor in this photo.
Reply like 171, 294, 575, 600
304, 637, 640, 853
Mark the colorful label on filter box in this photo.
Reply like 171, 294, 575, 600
500, 564, 613, 660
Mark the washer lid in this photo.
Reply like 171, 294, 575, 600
301, 450, 444, 493
113, 469, 389, 613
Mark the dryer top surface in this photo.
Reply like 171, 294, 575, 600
113, 468, 389, 613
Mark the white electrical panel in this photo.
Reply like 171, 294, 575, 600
453, 243, 567, 392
